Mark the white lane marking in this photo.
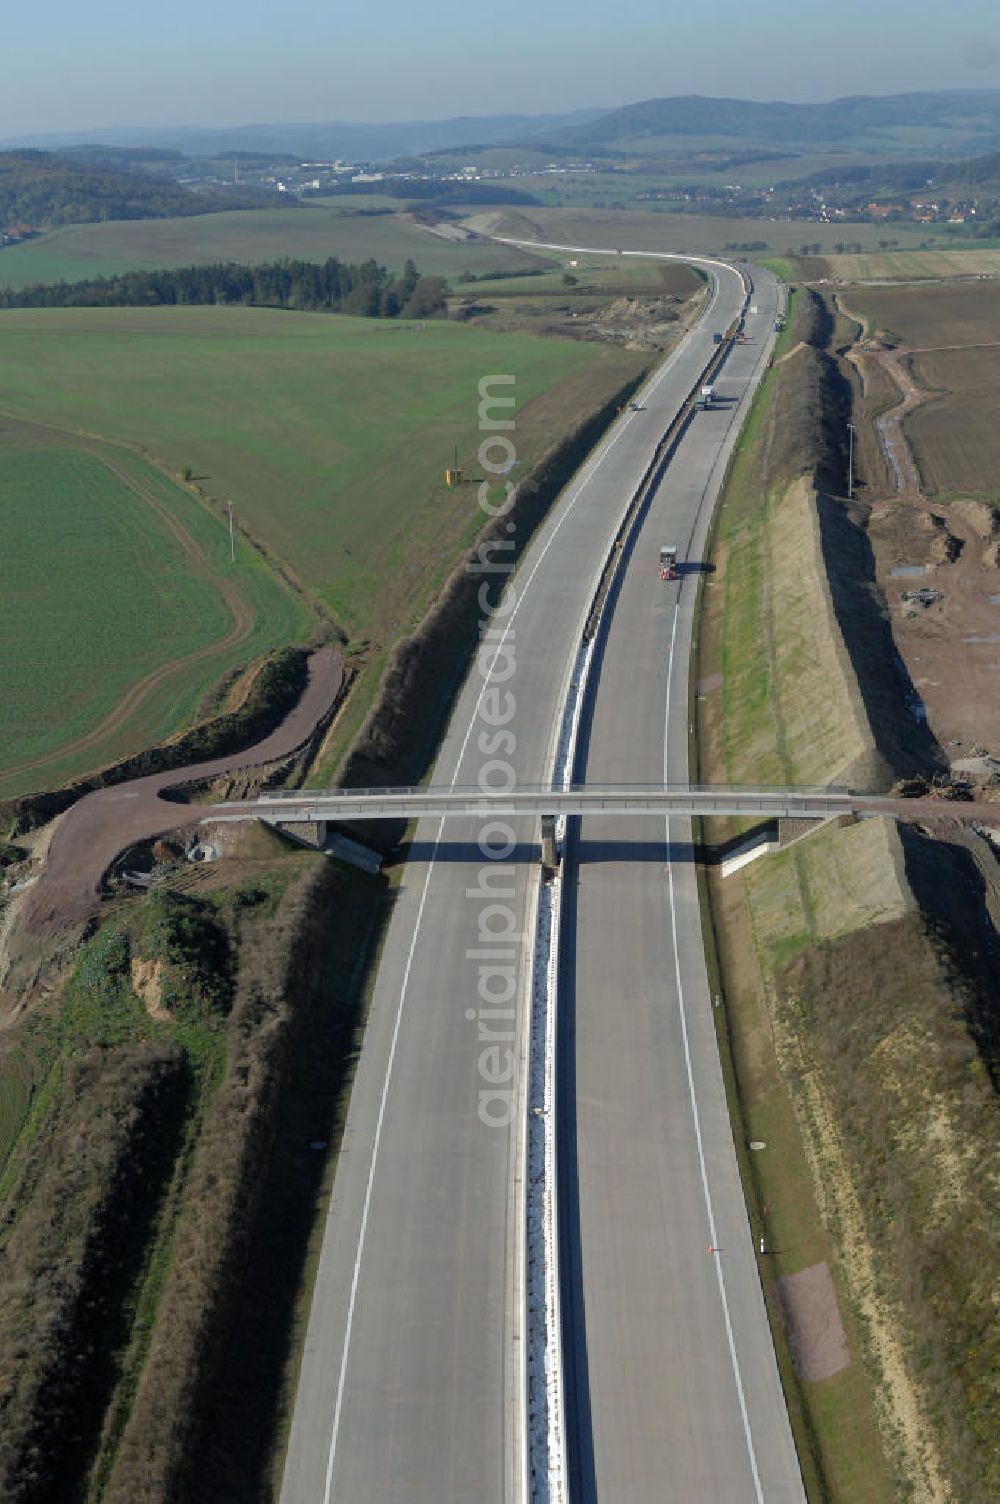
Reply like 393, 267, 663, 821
663, 602, 765, 1503
322, 819, 442, 1504
318, 265, 747, 1502
492, 234, 740, 284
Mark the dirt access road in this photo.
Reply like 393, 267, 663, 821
20, 646, 343, 933
841, 319, 1000, 755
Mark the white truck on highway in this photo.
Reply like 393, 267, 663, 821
659, 545, 678, 580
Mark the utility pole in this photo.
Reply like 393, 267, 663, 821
847, 422, 856, 500
227, 500, 235, 563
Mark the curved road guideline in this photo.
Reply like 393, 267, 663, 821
280, 252, 806, 1500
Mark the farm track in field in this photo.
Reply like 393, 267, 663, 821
1, 441, 257, 786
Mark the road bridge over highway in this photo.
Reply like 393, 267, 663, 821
209, 783, 999, 830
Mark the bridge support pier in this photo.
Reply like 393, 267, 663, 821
777, 812, 856, 847
270, 818, 328, 850
541, 814, 559, 870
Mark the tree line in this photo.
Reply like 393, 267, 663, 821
0, 150, 273, 228
0, 255, 449, 318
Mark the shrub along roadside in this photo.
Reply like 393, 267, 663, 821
0, 888, 236, 1503
0, 848, 378, 1503
101, 860, 379, 1504
0, 1040, 189, 1504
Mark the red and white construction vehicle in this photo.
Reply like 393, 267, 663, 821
659, 545, 678, 580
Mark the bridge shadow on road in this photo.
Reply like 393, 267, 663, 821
399, 837, 700, 866
575, 836, 697, 864
398, 839, 539, 866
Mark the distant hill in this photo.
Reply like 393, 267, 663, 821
545, 90, 1000, 155
13, 93, 1000, 177
4, 111, 609, 165
795, 146, 1000, 197
940, 150, 1000, 188
0, 149, 278, 228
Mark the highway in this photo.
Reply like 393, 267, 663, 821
560, 273, 804, 1500
280, 254, 801, 1502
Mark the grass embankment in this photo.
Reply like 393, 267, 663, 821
449, 257, 705, 341
454, 257, 702, 298
0, 833, 381, 1502
0, 421, 312, 797
702, 289, 869, 796
696, 285, 1000, 1500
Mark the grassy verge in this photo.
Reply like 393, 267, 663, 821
758, 256, 795, 282
692, 289, 900, 1500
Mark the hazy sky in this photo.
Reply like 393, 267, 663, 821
6, 0, 1000, 136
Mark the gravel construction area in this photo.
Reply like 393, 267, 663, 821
775, 1261, 850, 1382
845, 320, 1000, 757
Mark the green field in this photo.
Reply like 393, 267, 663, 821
0, 205, 550, 290
825, 247, 1000, 281
0, 421, 312, 795
0, 307, 644, 642
0, 306, 645, 791
466, 204, 970, 260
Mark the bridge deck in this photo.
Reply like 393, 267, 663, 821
206, 785, 1000, 825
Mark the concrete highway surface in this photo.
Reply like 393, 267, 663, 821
280, 255, 803, 1501
560, 272, 804, 1500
